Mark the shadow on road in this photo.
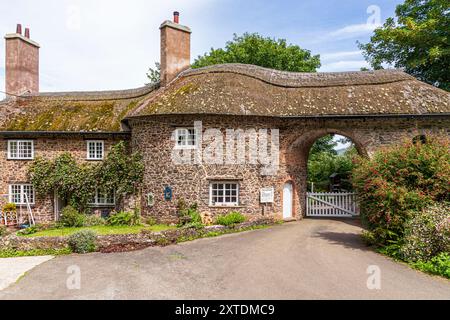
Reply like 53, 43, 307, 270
305, 217, 363, 228
312, 231, 371, 251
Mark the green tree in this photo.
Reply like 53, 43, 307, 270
309, 135, 338, 156
192, 33, 321, 72
307, 147, 357, 192
146, 62, 161, 83
359, 0, 450, 91
307, 135, 357, 192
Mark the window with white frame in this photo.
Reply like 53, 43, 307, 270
175, 128, 197, 149
9, 184, 35, 205
89, 189, 115, 206
87, 141, 104, 160
210, 182, 239, 206
7, 140, 34, 159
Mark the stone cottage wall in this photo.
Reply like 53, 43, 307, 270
130, 114, 450, 223
0, 135, 127, 222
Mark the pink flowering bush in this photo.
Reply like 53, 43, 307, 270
352, 135, 450, 245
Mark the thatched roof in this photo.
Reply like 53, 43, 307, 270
128, 64, 450, 118
0, 84, 158, 132
1, 63, 448, 133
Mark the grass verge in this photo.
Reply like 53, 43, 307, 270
375, 245, 450, 280
176, 224, 271, 243
19, 224, 176, 238
0, 248, 72, 258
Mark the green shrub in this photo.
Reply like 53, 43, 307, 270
352, 135, 450, 245
0, 225, 7, 237
177, 201, 203, 228
216, 211, 246, 226
60, 206, 85, 227
68, 230, 97, 254
400, 203, 450, 262
107, 211, 140, 226
17, 225, 40, 236
2, 203, 17, 212
361, 230, 377, 246
145, 217, 157, 226
183, 210, 204, 229
83, 215, 106, 227
413, 253, 450, 279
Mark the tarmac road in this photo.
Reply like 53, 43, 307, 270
1, 219, 449, 300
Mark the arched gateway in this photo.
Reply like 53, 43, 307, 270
0, 16, 449, 224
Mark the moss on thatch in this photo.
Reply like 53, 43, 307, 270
129, 64, 450, 118
2, 97, 146, 132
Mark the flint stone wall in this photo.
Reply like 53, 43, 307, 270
130, 114, 450, 222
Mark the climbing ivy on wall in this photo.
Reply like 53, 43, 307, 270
28, 141, 144, 212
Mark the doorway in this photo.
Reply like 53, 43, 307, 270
283, 182, 293, 219
54, 191, 65, 221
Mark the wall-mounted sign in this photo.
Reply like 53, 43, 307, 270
260, 187, 274, 203
164, 186, 173, 201
147, 193, 155, 207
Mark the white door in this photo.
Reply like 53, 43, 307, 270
283, 183, 293, 219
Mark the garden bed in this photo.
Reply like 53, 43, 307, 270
0, 218, 276, 256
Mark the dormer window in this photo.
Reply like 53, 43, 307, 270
7, 140, 34, 160
87, 141, 104, 160
175, 128, 197, 149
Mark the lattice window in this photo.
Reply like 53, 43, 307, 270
210, 182, 239, 206
89, 189, 115, 206
87, 141, 104, 160
175, 128, 197, 149
8, 184, 35, 205
7, 140, 34, 159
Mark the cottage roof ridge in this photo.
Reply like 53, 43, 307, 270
180, 63, 415, 88
0, 83, 159, 103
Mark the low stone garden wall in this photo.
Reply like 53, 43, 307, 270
0, 218, 275, 254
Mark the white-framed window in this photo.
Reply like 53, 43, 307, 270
209, 182, 239, 206
7, 140, 34, 159
89, 189, 115, 206
175, 128, 197, 149
9, 184, 35, 205
86, 140, 104, 160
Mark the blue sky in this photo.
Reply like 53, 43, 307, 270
0, 0, 404, 99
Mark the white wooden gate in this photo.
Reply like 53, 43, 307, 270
306, 192, 359, 217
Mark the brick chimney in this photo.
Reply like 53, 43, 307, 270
160, 12, 191, 86
4, 24, 40, 97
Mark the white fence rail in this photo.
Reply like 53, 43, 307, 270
307, 192, 359, 217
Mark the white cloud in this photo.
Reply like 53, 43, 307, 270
0, 0, 214, 97
321, 50, 363, 61
319, 60, 370, 72
327, 23, 381, 40
307, 22, 381, 44
318, 50, 369, 72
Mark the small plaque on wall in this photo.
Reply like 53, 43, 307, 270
164, 186, 173, 201
260, 187, 274, 203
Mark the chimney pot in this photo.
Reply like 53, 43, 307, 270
5, 24, 40, 97
160, 12, 191, 86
